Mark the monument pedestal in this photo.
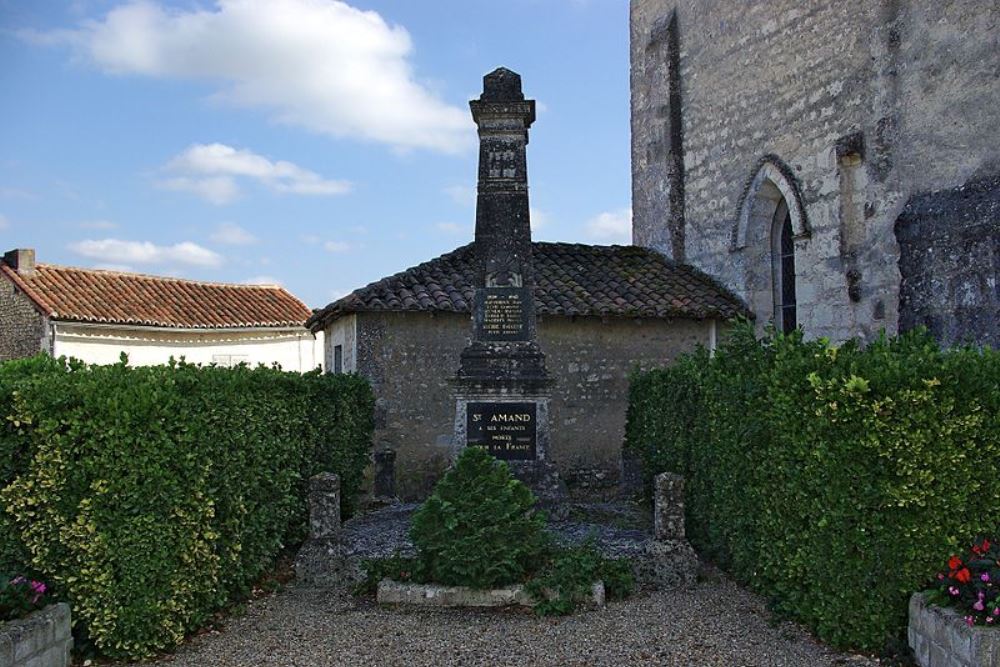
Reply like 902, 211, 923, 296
452, 391, 568, 519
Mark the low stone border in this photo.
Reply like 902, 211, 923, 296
0, 602, 73, 667
376, 579, 605, 609
908, 592, 999, 667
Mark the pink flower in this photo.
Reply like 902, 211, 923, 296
949, 586, 960, 596
965, 615, 975, 627
974, 599, 985, 611
982, 573, 991, 582
994, 607, 1000, 616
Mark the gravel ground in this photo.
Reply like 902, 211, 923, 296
134, 572, 881, 667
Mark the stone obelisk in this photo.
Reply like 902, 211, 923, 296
452, 67, 566, 512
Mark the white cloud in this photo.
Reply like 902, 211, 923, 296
584, 207, 632, 244
444, 184, 476, 207
324, 240, 351, 253
210, 221, 257, 245
159, 175, 239, 205
243, 274, 281, 285
38, 0, 473, 153
70, 238, 224, 268
159, 143, 350, 204
79, 219, 117, 230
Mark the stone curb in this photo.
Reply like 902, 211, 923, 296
908, 592, 999, 667
376, 579, 606, 609
0, 602, 72, 667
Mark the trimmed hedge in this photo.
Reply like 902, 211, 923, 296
625, 323, 1000, 650
0, 355, 373, 659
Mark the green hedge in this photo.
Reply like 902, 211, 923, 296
0, 355, 373, 659
625, 323, 1000, 650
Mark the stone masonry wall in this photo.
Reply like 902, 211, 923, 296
351, 311, 713, 500
631, 0, 1000, 344
0, 275, 48, 361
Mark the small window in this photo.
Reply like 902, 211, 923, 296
333, 345, 343, 374
773, 203, 797, 334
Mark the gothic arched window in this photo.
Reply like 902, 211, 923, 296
772, 200, 797, 334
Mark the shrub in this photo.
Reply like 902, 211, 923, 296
409, 447, 549, 589
1, 574, 48, 621
525, 539, 634, 616
0, 355, 373, 659
625, 323, 1000, 650
928, 537, 1000, 626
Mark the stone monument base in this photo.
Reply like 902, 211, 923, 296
508, 460, 568, 520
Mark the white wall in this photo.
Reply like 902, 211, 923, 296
323, 314, 357, 374
51, 323, 324, 373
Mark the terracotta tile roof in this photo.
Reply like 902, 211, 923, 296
1, 262, 311, 329
307, 242, 749, 330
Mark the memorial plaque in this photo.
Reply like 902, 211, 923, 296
467, 402, 536, 460
474, 287, 530, 341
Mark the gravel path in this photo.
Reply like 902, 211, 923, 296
135, 572, 880, 667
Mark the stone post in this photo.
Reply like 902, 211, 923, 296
308, 472, 340, 541
653, 472, 686, 541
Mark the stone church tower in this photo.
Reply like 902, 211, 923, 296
631, 0, 1000, 346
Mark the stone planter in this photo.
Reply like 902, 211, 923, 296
909, 593, 999, 667
0, 603, 72, 667
377, 579, 605, 609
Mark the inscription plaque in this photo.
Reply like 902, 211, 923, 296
467, 402, 536, 460
474, 287, 530, 341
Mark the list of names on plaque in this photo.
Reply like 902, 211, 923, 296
476, 287, 529, 341
466, 402, 536, 461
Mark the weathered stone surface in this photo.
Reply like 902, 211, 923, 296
895, 173, 1000, 348
376, 579, 605, 609
631, 0, 1000, 346
631, 539, 699, 590
0, 603, 72, 667
0, 267, 50, 362
307, 472, 340, 541
352, 310, 715, 501
908, 592, 1000, 667
508, 459, 569, 520
653, 472, 685, 541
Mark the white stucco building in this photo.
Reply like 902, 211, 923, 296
0, 248, 323, 371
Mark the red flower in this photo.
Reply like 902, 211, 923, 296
949, 555, 963, 570
956, 568, 972, 583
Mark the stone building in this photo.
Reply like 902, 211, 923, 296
0, 248, 323, 371
631, 0, 1000, 347
309, 68, 747, 501
309, 242, 744, 500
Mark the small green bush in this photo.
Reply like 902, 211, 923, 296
525, 539, 634, 616
0, 355, 373, 659
409, 447, 549, 588
625, 323, 1000, 650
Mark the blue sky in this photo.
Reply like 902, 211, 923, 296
0, 0, 632, 308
